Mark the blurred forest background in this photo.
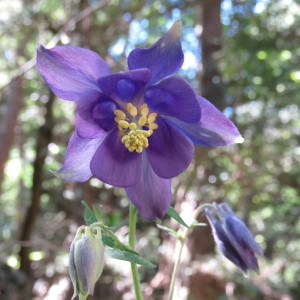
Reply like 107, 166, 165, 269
1, 0, 300, 299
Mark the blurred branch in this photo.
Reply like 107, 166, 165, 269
45, 0, 111, 48
0, 77, 23, 192
0, 0, 111, 92
0, 238, 64, 253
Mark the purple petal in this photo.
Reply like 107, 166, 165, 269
146, 118, 194, 178
57, 132, 104, 181
165, 96, 244, 147
225, 215, 263, 257
97, 69, 151, 106
224, 216, 263, 271
125, 155, 172, 220
213, 219, 249, 273
128, 21, 184, 85
145, 76, 200, 122
76, 94, 117, 139
218, 203, 263, 256
90, 129, 142, 187
36, 45, 111, 101
224, 216, 262, 272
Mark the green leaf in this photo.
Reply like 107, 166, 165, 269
105, 248, 155, 268
102, 231, 139, 255
167, 207, 189, 228
82, 201, 97, 225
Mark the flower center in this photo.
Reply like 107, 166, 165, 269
114, 103, 158, 153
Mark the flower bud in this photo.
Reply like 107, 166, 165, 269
205, 202, 263, 274
69, 225, 105, 300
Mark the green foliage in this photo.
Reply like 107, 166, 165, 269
83, 202, 155, 268
166, 207, 189, 228
82, 201, 98, 225
105, 248, 155, 268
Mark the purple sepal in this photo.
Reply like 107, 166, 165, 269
128, 21, 184, 86
36, 45, 111, 101
56, 132, 105, 182
166, 96, 244, 147
125, 155, 172, 220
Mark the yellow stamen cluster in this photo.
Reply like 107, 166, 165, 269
114, 103, 158, 153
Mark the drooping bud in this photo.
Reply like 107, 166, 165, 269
69, 225, 105, 300
205, 202, 263, 274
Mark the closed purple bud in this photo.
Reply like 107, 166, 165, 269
205, 203, 263, 274
69, 225, 105, 300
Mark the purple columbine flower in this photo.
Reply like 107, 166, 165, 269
36, 21, 243, 220
205, 202, 263, 273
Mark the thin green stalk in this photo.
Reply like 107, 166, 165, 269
129, 203, 143, 300
168, 228, 189, 300
79, 294, 87, 300
168, 203, 214, 300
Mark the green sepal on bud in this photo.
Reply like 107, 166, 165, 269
69, 225, 105, 300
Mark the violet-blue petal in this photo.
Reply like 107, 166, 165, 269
128, 21, 184, 86
125, 155, 172, 220
165, 96, 244, 147
221, 203, 263, 256
224, 216, 261, 273
212, 218, 249, 273
146, 118, 194, 178
97, 69, 152, 105
76, 94, 117, 139
225, 215, 264, 257
90, 129, 142, 187
57, 132, 104, 182
36, 45, 111, 101
206, 203, 262, 273
145, 76, 200, 122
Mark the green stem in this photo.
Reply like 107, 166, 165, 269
129, 203, 143, 300
168, 203, 214, 300
168, 229, 188, 300
79, 293, 87, 300
92, 222, 131, 252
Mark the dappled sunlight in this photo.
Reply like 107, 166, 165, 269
1, 0, 300, 299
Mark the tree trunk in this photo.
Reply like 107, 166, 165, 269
187, 1, 225, 298
199, 0, 225, 109
0, 77, 23, 193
